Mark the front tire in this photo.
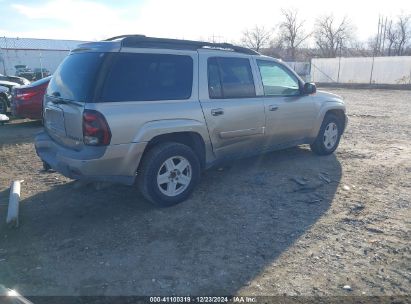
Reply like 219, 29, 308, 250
310, 113, 342, 155
137, 142, 201, 207
42, 161, 52, 172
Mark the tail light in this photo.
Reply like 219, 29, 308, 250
16, 90, 39, 101
82, 110, 111, 146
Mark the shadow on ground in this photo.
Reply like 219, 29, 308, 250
0, 120, 42, 145
0, 146, 342, 296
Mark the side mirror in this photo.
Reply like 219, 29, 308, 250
303, 82, 316, 95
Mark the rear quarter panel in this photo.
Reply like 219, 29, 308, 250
87, 99, 209, 145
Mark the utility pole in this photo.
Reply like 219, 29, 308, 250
3, 36, 8, 75
375, 16, 381, 55
39, 50, 44, 79
0, 53, 5, 75
337, 37, 342, 83
381, 17, 387, 55
370, 17, 380, 84
378, 16, 385, 55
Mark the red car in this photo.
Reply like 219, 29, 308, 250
11, 76, 51, 120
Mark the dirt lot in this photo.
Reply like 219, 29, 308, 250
0, 88, 410, 297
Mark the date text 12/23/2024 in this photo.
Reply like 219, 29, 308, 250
149, 296, 257, 303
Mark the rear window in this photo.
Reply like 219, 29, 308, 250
100, 53, 193, 102
47, 52, 104, 101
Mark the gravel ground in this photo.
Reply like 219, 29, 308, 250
0, 88, 410, 297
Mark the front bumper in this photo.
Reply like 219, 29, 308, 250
35, 131, 147, 185
343, 113, 349, 133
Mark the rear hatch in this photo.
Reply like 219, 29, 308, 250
44, 52, 106, 150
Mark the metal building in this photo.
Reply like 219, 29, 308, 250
0, 37, 87, 76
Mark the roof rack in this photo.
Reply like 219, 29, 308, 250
103, 35, 259, 55
104, 34, 146, 41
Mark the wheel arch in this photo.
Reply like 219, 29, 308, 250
0, 92, 9, 103
0, 92, 9, 114
310, 104, 347, 139
325, 109, 346, 129
140, 131, 207, 170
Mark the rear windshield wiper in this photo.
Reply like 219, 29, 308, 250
50, 92, 67, 104
50, 98, 67, 104
49, 94, 83, 106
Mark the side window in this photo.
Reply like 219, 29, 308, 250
257, 60, 300, 96
208, 58, 223, 99
207, 57, 256, 99
101, 53, 193, 102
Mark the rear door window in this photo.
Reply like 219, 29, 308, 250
207, 58, 223, 99
47, 52, 104, 101
100, 53, 193, 102
207, 57, 256, 99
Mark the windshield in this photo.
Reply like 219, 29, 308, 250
47, 52, 104, 102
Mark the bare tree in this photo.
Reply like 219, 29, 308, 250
385, 20, 399, 56
350, 40, 370, 57
396, 14, 410, 55
278, 8, 311, 60
368, 35, 380, 55
241, 26, 272, 52
261, 37, 285, 58
370, 16, 388, 56
314, 15, 353, 57
374, 15, 411, 56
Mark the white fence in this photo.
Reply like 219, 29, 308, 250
285, 61, 311, 82
311, 56, 411, 85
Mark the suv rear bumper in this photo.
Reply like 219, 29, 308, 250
35, 132, 146, 185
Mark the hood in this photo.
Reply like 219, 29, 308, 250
315, 90, 344, 103
0, 74, 29, 85
0, 81, 20, 93
0, 80, 20, 87
6, 76, 30, 86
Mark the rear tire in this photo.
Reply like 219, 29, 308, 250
310, 113, 342, 155
137, 142, 201, 207
0, 96, 7, 115
42, 161, 52, 172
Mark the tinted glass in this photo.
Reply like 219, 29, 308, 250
257, 60, 300, 96
209, 57, 255, 99
207, 58, 223, 99
47, 52, 104, 101
101, 53, 193, 102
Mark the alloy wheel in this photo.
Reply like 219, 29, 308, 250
323, 122, 339, 149
157, 156, 192, 197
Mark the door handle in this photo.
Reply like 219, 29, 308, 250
211, 108, 224, 116
268, 105, 279, 111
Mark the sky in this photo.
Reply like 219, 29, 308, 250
0, 0, 410, 44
